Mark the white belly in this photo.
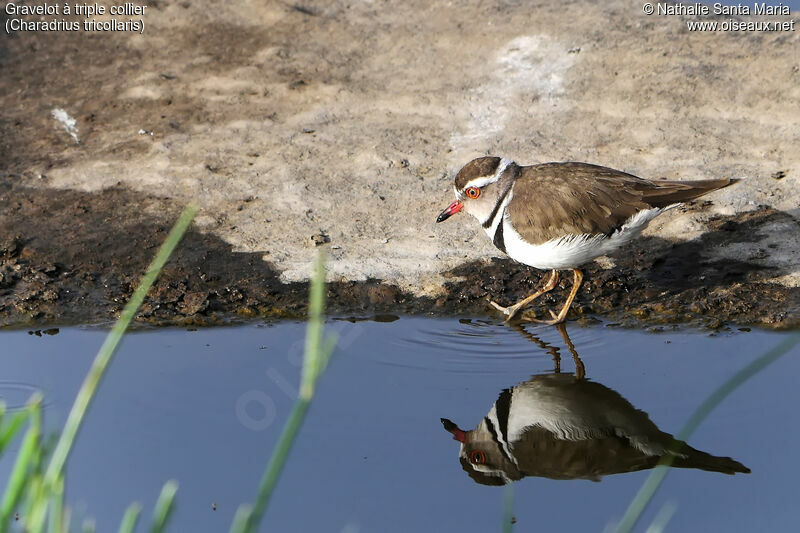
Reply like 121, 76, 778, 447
492, 207, 671, 270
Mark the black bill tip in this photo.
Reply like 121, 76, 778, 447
440, 418, 456, 431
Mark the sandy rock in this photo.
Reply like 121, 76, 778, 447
1, 0, 798, 326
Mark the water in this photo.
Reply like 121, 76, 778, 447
1, 319, 799, 532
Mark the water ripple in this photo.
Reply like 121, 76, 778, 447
0, 382, 48, 412
379, 319, 608, 374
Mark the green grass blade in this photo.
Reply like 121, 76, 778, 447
228, 505, 252, 533
150, 480, 178, 533
20, 475, 45, 532
502, 485, 514, 533
42, 203, 197, 490
47, 475, 65, 533
118, 502, 142, 533
0, 408, 30, 455
644, 501, 677, 533
0, 395, 42, 526
241, 398, 311, 532
62, 506, 72, 533
614, 332, 800, 533
237, 250, 335, 533
300, 251, 329, 400
82, 518, 96, 533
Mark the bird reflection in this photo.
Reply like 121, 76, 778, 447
442, 324, 750, 486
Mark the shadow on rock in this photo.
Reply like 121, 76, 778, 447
0, 184, 416, 327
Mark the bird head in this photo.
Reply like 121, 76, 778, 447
436, 156, 515, 225
440, 417, 522, 486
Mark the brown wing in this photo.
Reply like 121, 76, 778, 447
513, 426, 662, 480
507, 162, 735, 243
513, 426, 748, 480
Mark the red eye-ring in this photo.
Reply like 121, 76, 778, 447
465, 187, 480, 199
470, 450, 486, 464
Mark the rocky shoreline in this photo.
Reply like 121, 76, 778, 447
2, 0, 798, 329
1, 184, 797, 330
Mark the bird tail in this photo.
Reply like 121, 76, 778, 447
670, 443, 751, 475
642, 178, 739, 208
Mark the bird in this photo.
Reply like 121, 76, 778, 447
436, 156, 738, 324
441, 375, 750, 485
441, 325, 750, 485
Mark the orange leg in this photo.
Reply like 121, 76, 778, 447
555, 322, 585, 379
526, 268, 583, 326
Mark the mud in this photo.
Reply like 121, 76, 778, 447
0, 183, 797, 329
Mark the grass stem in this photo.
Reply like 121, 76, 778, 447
42, 203, 197, 492
236, 250, 336, 533
614, 332, 800, 533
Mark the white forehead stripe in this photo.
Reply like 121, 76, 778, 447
461, 158, 513, 191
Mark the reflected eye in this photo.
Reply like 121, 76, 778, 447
465, 187, 480, 199
470, 450, 486, 464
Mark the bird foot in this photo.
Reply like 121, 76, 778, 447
523, 317, 564, 325
520, 308, 565, 325
490, 300, 562, 324
489, 300, 523, 322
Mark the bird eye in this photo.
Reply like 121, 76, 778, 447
470, 450, 486, 464
465, 187, 480, 199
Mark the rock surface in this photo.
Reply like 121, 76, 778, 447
1, 0, 798, 327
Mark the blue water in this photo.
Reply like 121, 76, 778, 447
1, 319, 799, 532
